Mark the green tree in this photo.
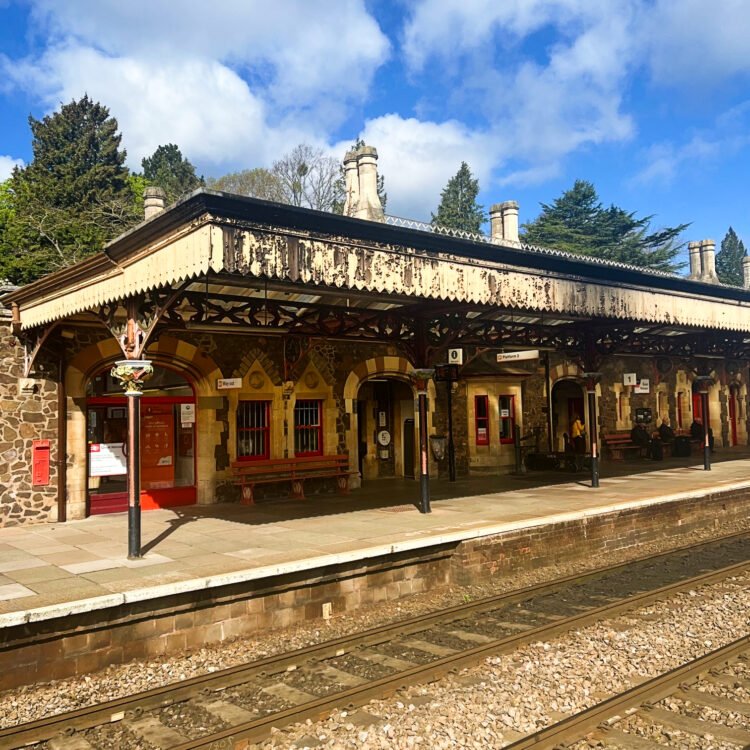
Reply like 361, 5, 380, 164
0, 179, 15, 281
716, 226, 746, 286
431, 162, 485, 234
141, 143, 203, 204
206, 168, 285, 202
521, 180, 688, 272
5, 95, 137, 283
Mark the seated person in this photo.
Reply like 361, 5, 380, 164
630, 422, 651, 449
658, 418, 675, 443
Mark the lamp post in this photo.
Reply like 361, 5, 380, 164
111, 359, 153, 558
413, 368, 435, 514
694, 375, 714, 471
583, 372, 602, 488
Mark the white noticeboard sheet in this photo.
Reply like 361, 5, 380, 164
89, 443, 127, 477
180, 403, 196, 425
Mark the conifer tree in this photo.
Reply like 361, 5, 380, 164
522, 180, 687, 273
141, 143, 203, 204
4, 96, 137, 282
716, 226, 746, 286
431, 162, 485, 234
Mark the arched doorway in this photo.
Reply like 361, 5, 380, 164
551, 378, 586, 452
86, 366, 197, 514
356, 377, 417, 481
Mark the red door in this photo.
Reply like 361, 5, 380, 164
692, 393, 703, 423
87, 395, 196, 515
729, 392, 738, 446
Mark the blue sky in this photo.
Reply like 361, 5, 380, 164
2, 0, 750, 267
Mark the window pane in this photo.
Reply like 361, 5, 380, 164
294, 400, 322, 455
499, 395, 514, 442
237, 401, 270, 459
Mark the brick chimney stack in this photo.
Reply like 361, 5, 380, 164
341, 144, 384, 222
489, 201, 520, 243
687, 241, 701, 279
699, 239, 719, 284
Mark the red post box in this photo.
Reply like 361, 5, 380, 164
32, 440, 51, 486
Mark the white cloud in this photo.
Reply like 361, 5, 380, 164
3, 1, 389, 172
401, 1, 636, 190
631, 102, 750, 186
642, 0, 750, 87
3, 45, 306, 170
27, 1, 390, 112
0, 155, 24, 181
334, 114, 498, 220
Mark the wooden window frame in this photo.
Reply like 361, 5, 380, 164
474, 395, 490, 446
498, 394, 516, 445
294, 399, 324, 456
237, 400, 271, 461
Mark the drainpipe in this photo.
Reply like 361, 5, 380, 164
57, 356, 67, 523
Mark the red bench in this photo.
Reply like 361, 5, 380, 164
230, 454, 354, 505
602, 432, 646, 460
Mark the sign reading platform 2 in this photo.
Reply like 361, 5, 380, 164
496, 350, 539, 363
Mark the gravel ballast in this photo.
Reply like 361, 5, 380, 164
0, 519, 748, 747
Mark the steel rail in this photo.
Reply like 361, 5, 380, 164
166, 558, 750, 749
503, 634, 750, 749
1, 531, 748, 750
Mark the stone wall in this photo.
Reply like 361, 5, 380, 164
1, 487, 746, 690
0, 318, 59, 527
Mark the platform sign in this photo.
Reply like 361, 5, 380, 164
634, 378, 650, 394
496, 349, 539, 363
217, 378, 242, 390
89, 442, 127, 477
623, 373, 637, 386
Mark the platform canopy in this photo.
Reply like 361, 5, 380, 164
5, 189, 750, 367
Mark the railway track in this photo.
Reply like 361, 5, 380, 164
2, 531, 749, 750
505, 634, 750, 749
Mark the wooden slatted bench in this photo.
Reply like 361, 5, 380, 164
230, 454, 355, 505
602, 432, 645, 460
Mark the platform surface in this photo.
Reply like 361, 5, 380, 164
1, 455, 750, 627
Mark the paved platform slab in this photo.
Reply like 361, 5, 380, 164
1, 457, 750, 628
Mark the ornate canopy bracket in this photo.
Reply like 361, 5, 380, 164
20, 322, 60, 378
96, 284, 188, 360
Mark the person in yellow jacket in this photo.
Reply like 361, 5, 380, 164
571, 415, 586, 470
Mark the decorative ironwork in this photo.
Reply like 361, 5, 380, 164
110, 359, 154, 393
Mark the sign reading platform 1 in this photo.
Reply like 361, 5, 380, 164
496, 349, 539, 363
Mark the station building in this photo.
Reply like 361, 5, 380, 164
3, 146, 750, 527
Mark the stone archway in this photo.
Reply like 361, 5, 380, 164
343, 356, 437, 486
65, 336, 222, 519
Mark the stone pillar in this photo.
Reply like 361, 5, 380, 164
501, 201, 519, 243
144, 186, 166, 220
489, 204, 504, 241
688, 241, 702, 280
355, 146, 384, 222
342, 150, 359, 217
700, 239, 719, 284
742, 256, 750, 289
